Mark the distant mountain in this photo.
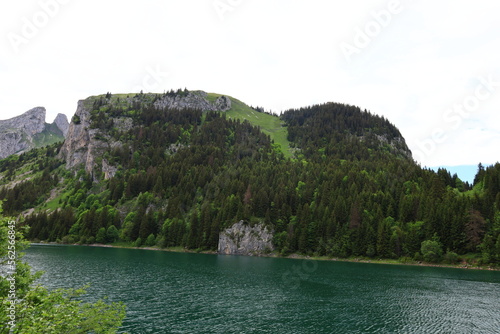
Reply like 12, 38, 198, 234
0, 107, 69, 159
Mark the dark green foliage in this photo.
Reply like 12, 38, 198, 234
0, 168, 62, 213
71, 114, 81, 124
282, 102, 410, 161
443, 251, 459, 264
1, 95, 499, 265
106, 225, 119, 243
145, 233, 156, 247
96, 227, 107, 243
421, 238, 444, 263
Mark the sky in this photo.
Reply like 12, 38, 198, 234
1, 0, 499, 182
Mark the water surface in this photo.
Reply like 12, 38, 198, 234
25, 245, 500, 333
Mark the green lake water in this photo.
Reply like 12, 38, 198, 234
24, 245, 500, 333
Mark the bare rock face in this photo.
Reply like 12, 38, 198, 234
218, 221, 274, 256
58, 100, 105, 175
53, 113, 69, 137
102, 158, 118, 180
215, 95, 231, 111
153, 91, 231, 111
0, 107, 47, 159
2, 106, 47, 135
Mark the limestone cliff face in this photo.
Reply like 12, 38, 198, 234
57, 101, 86, 169
58, 100, 109, 175
53, 113, 69, 136
0, 107, 46, 159
0, 132, 27, 159
59, 91, 232, 178
218, 221, 274, 256
154, 91, 231, 111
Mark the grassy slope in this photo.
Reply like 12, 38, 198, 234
207, 93, 293, 158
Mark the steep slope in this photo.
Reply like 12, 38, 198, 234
207, 93, 293, 158
0, 107, 68, 159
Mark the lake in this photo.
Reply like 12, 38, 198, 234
24, 245, 500, 333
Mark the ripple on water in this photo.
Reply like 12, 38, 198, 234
24, 246, 500, 333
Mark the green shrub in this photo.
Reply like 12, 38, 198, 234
145, 233, 156, 247
399, 256, 413, 264
0, 208, 126, 333
421, 239, 443, 263
366, 244, 376, 258
106, 225, 119, 243
71, 114, 81, 124
443, 251, 459, 264
133, 237, 143, 247
96, 227, 107, 243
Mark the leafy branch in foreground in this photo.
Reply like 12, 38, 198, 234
0, 202, 126, 334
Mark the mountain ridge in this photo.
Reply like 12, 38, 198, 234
1, 89, 498, 267
58, 90, 410, 177
0, 107, 69, 159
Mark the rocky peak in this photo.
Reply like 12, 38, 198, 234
0, 107, 50, 159
53, 113, 69, 137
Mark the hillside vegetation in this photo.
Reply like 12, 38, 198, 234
0, 90, 499, 267
207, 93, 292, 158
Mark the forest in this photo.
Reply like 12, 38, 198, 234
0, 91, 499, 266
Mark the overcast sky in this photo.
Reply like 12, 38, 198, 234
1, 0, 499, 174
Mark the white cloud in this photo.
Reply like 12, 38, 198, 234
0, 0, 498, 167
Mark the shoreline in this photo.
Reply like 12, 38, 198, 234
31, 241, 500, 272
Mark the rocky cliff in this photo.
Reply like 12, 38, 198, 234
218, 221, 274, 256
59, 91, 232, 178
154, 91, 231, 111
0, 107, 68, 159
53, 113, 69, 136
58, 100, 103, 174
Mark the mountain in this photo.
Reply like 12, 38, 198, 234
0, 89, 499, 266
59, 91, 232, 176
53, 113, 70, 137
0, 107, 69, 159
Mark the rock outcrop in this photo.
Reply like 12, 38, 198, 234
218, 220, 274, 256
214, 95, 231, 111
0, 107, 67, 159
58, 100, 106, 174
153, 91, 231, 111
